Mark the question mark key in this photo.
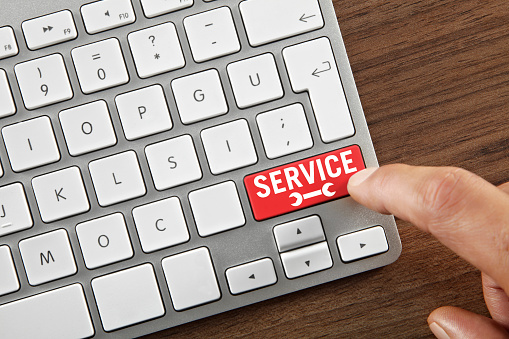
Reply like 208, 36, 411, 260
127, 22, 185, 78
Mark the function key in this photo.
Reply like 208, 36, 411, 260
0, 26, 18, 60
140, 0, 193, 18
22, 10, 77, 50
81, 0, 135, 34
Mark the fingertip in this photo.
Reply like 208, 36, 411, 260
347, 167, 378, 191
428, 306, 509, 339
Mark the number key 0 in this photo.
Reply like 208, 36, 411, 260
71, 38, 129, 94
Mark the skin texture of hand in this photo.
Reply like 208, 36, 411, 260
347, 164, 509, 339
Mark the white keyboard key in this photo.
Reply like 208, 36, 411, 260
0, 246, 19, 296
184, 7, 240, 62
32, 167, 90, 223
14, 54, 73, 109
226, 258, 277, 295
337, 226, 389, 262
76, 213, 133, 269
273, 215, 325, 253
81, 0, 136, 34
89, 151, 146, 207
0, 284, 94, 339
240, 0, 324, 47
201, 119, 257, 175
132, 197, 189, 253
2, 116, 60, 172
283, 37, 354, 143
140, 0, 193, 18
227, 53, 283, 109
19, 229, 77, 286
256, 104, 313, 159
128, 22, 185, 78
92, 264, 164, 331
115, 85, 173, 140
189, 181, 245, 237
280, 241, 332, 279
22, 10, 77, 50
172, 69, 228, 124
0, 69, 16, 117
72, 38, 129, 94
162, 247, 220, 311
0, 183, 32, 237
0, 26, 18, 59
59, 100, 117, 156
145, 134, 202, 190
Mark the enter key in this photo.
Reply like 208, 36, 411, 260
283, 37, 355, 143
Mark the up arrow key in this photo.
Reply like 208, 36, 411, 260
249, 274, 255, 279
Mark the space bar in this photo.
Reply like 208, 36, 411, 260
0, 284, 94, 338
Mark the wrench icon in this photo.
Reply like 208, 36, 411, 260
289, 183, 336, 207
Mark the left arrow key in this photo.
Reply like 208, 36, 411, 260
22, 10, 77, 50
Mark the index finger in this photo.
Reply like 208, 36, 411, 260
347, 164, 509, 292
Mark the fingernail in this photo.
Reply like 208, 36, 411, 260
429, 322, 450, 339
348, 168, 378, 187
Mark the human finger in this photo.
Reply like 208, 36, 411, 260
483, 273, 509, 330
428, 306, 509, 339
347, 164, 509, 292
499, 182, 509, 194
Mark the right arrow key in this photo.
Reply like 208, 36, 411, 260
337, 226, 389, 263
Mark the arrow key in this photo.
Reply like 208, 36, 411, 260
22, 10, 77, 50
280, 242, 332, 279
337, 226, 389, 263
273, 215, 325, 252
226, 258, 277, 295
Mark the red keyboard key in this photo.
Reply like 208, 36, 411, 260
244, 145, 365, 220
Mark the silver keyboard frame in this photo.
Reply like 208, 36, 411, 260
0, 0, 401, 337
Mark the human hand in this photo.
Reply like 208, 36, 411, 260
347, 164, 509, 338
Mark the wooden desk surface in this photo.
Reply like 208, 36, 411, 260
149, 1, 509, 337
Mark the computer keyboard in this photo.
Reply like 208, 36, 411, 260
0, 0, 402, 337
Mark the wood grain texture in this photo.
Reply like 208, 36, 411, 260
148, 0, 509, 337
